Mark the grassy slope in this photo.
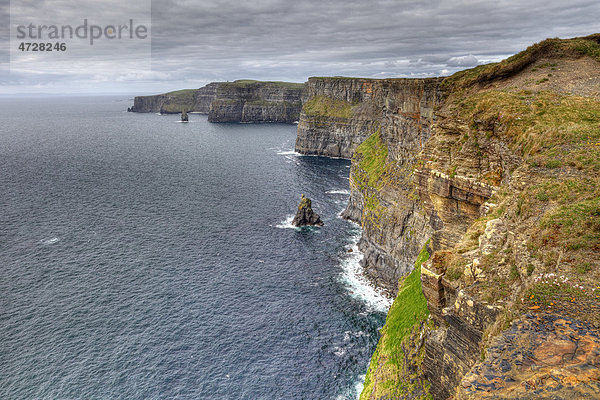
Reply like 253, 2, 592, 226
219, 80, 304, 89
302, 95, 354, 119
161, 89, 197, 113
444, 34, 600, 89
442, 88, 600, 323
360, 244, 432, 400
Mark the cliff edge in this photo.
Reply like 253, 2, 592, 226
295, 34, 600, 399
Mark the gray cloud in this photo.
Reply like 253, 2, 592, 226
447, 54, 479, 67
1, 0, 599, 94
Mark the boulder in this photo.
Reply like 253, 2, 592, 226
292, 195, 324, 227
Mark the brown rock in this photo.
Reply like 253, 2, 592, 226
292, 195, 324, 227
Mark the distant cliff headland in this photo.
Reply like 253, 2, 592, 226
129, 80, 304, 123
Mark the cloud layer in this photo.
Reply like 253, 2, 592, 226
1, 0, 599, 94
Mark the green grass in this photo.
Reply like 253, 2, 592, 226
360, 244, 432, 400
165, 89, 196, 96
351, 130, 389, 220
354, 130, 388, 188
220, 80, 304, 89
540, 197, 600, 251
443, 34, 600, 89
456, 91, 600, 163
302, 95, 354, 119
383, 247, 431, 349
160, 89, 197, 113
545, 159, 561, 169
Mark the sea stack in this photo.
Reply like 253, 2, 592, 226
292, 194, 324, 227
181, 110, 189, 122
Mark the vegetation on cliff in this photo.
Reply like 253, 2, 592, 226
444, 34, 600, 90
353, 129, 388, 190
160, 89, 197, 113
351, 129, 390, 228
303, 95, 354, 119
438, 87, 600, 325
361, 244, 432, 400
341, 34, 600, 399
219, 79, 304, 90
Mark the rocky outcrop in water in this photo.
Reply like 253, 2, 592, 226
181, 110, 188, 122
292, 195, 324, 227
130, 80, 304, 123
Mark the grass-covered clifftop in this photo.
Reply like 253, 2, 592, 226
218, 79, 304, 90
160, 89, 197, 113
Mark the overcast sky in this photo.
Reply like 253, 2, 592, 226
1, 0, 599, 95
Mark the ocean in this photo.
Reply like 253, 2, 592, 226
0, 96, 390, 399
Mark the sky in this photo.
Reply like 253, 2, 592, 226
1, 0, 599, 95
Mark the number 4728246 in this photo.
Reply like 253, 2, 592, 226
18, 42, 67, 51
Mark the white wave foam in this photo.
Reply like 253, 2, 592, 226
273, 215, 296, 229
326, 189, 350, 195
336, 374, 366, 400
41, 237, 60, 245
343, 330, 367, 341
276, 150, 301, 156
354, 375, 365, 399
333, 346, 346, 357
339, 232, 392, 313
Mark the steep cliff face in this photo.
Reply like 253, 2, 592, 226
296, 77, 444, 293
208, 81, 304, 123
130, 80, 304, 123
295, 78, 381, 158
194, 83, 221, 113
130, 89, 199, 114
296, 35, 600, 400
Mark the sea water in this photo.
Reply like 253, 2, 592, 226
0, 96, 390, 399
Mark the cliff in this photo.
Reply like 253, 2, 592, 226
130, 85, 219, 113
130, 80, 304, 123
296, 76, 444, 294
295, 34, 600, 399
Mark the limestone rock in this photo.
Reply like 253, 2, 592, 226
457, 314, 600, 399
478, 218, 506, 256
181, 110, 188, 122
292, 195, 324, 227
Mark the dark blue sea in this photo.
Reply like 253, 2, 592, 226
0, 96, 390, 399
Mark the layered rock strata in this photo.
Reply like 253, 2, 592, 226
130, 80, 304, 123
296, 77, 445, 294
296, 35, 600, 400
